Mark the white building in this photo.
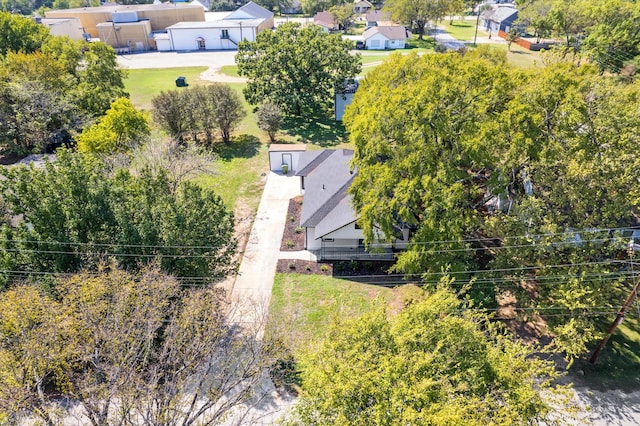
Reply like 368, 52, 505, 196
157, 1, 274, 51
362, 25, 408, 50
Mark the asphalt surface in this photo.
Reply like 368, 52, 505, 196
116, 50, 238, 70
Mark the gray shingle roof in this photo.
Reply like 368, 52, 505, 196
483, 5, 517, 23
363, 25, 408, 41
225, 1, 273, 20
365, 10, 390, 22
298, 149, 357, 229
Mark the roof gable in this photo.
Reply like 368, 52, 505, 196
313, 11, 337, 28
225, 1, 273, 20
299, 149, 357, 228
363, 25, 408, 40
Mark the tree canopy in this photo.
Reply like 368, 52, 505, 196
0, 37, 128, 155
76, 97, 150, 154
290, 285, 569, 425
0, 265, 284, 425
236, 22, 361, 116
0, 149, 236, 287
345, 50, 640, 359
152, 84, 246, 144
517, 0, 640, 73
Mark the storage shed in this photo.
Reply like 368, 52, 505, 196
268, 144, 307, 174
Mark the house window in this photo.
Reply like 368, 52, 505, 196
221, 29, 229, 39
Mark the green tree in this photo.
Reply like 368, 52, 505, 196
0, 149, 236, 284
0, 265, 286, 425
152, 85, 245, 144
76, 97, 150, 154
345, 51, 515, 277
329, 3, 355, 33
256, 101, 283, 143
506, 25, 520, 51
0, 11, 50, 56
0, 285, 72, 425
384, 0, 444, 40
345, 50, 640, 360
152, 89, 190, 142
290, 285, 568, 425
71, 42, 128, 118
581, 0, 640, 73
236, 22, 361, 116
207, 83, 246, 144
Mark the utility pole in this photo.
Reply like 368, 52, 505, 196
589, 239, 640, 364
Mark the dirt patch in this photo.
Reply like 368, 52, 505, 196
280, 196, 305, 251
276, 259, 332, 275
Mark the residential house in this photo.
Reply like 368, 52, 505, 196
362, 25, 408, 49
280, 0, 302, 14
313, 11, 338, 32
158, 1, 273, 51
353, 0, 373, 14
296, 149, 409, 260
480, 4, 518, 36
365, 9, 390, 27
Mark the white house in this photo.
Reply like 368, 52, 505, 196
157, 1, 273, 51
296, 149, 409, 260
362, 25, 408, 50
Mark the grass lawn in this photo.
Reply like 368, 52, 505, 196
492, 43, 545, 69
573, 317, 640, 390
270, 273, 422, 349
124, 67, 208, 110
440, 21, 480, 41
220, 65, 241, 77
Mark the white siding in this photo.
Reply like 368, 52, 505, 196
365, 33, 387, 50
385, 38, 405, 49
167, 25, 257, 50
268, 151, 304, 172
306, 227, 321, 250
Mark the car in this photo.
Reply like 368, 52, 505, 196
355, 41, 365, 50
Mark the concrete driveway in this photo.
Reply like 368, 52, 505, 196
231, 171, 301, 306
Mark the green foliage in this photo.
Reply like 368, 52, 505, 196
345, 50, 640, 359
0, 12, 51, 57
0, 39, 128, 155
290, 286, 567, 425
329, 3, 355, 33
383, 0, 448, 40
0, 265, 285, 424
256, 102, 283, 143
76, 97, 150, 153
152, 84, 246, 144
236, 22, 361, 116
0, 149, 236, 284
71, 42, 128, 118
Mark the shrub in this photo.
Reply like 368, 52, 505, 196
294, 226, 303, 234
285, 240, 294, 248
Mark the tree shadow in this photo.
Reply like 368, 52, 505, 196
280, 115, 347, 147
212, 134, 261, 160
